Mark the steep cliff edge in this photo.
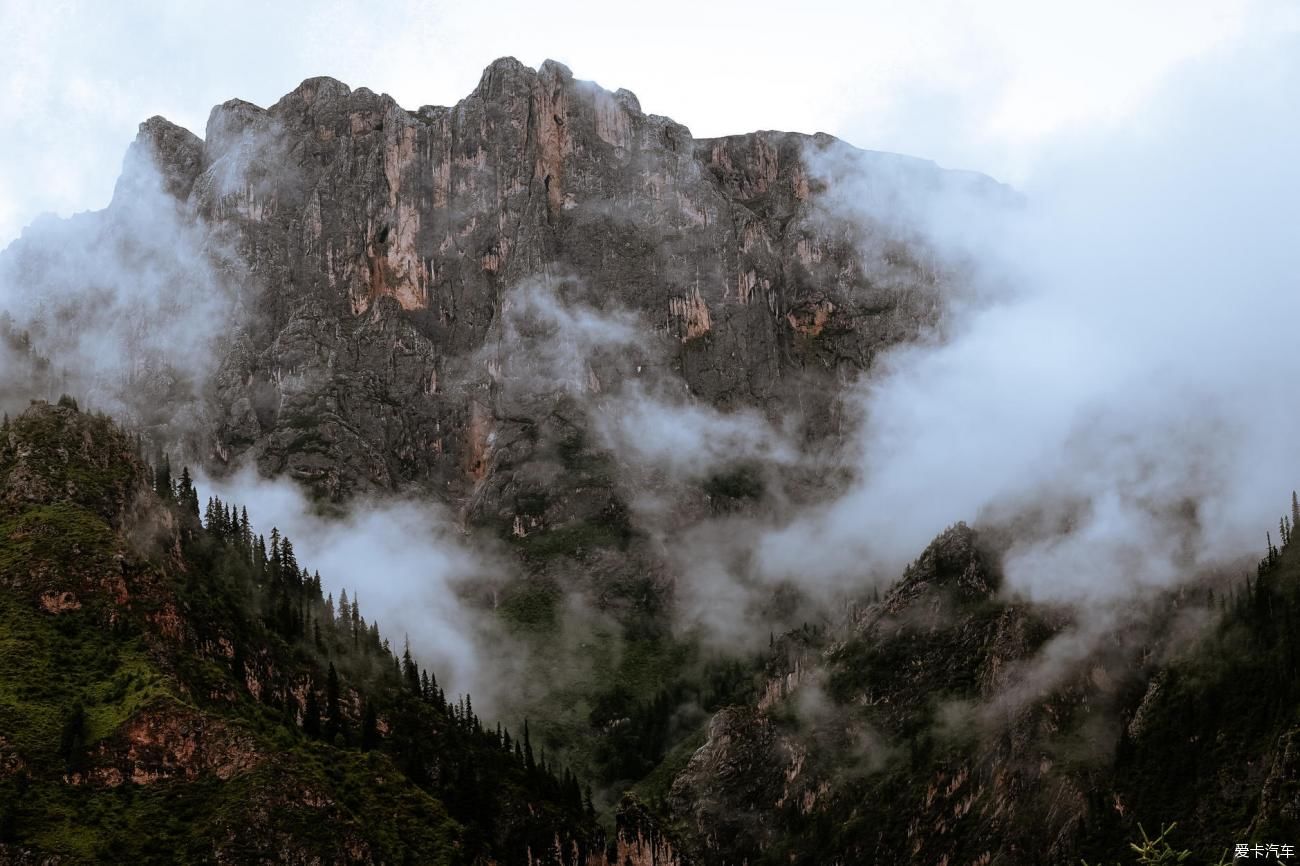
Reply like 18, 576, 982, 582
87, 57, 1008, 509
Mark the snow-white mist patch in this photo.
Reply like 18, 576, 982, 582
591, 385, 798, 482
490, 280, 799, 485
196, 467, 496, 703
760, 32, 1300, 605
484, 277, 649, 399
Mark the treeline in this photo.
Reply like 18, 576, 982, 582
146, 449, 599, 861
1102, 490, 1300, 856
0, 314, 60, 402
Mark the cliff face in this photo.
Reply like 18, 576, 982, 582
102, 57, 996, 508
5, 54, 1300, 866
0, 59, 1015, 656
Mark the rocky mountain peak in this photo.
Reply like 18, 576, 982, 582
115, 115, 204, 203
0, 401, 151, 526
897, 520, 998, 601
81, 56, 998, 501
277, 74, 354, 110
204, 98, 267, 155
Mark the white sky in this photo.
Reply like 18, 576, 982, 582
0, 0, 1293, 246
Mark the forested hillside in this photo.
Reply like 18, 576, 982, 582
0, 400, 612, 864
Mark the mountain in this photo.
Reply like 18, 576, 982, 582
0, 58, 1011, 847
0, 57, 1293, 865
4, 57, 1009, 498
652, 521, 1300, 865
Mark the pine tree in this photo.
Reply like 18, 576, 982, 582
361, 700, 379, 751
523, 719, 536, 773
269, 528, 283, 583
254, 535, 268, 581
303, 690, 322, 738
152, 447, 172, 501
281, 537, 300, 586
325, 663, 343, 743
177, 467, 198, 519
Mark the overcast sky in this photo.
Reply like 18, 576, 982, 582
1, 0, 1294, 246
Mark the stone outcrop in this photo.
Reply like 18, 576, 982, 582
103, 57, 1007, 508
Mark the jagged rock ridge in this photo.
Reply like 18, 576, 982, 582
110, 56, 1005, 504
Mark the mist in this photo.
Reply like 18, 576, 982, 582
196, 466, 510, 706
758, 31, 1300, 605
0, 135, 239, 436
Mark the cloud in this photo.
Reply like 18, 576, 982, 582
0, 144, 239, 434
592, 389, 798, 483
756, 28, 1300, 606
483, 277, 650, 400
196, 465, 506, 704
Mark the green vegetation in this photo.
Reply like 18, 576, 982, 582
0, 403, 600, 864
12, 401, 1295, 864
1082, 823, 1232, 865
513, 516, 632, 559
497, 577, 563, 630
1091, 504, 1300, 860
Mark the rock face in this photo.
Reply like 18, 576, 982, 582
0, 58, 1013, 653
105, 57, 1002, 506
661, 524, 1086, 865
